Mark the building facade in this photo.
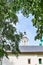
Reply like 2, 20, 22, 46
0, 32, 43, 65
2, 46, 43, 65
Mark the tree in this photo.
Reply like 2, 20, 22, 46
17, 0, 43, 40
6, 0, 43, 40
0, 0, 43, 59
0, 0, 23, 59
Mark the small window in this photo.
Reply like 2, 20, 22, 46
39, 58, 42, 64
28, 59, 31, 64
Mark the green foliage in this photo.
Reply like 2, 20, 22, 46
0, 44, 8, 58
0, 0, 23, 58
0, 49, 8, 58
18, 0, 43, 40
0, 0, 43, 58
19, 0, 43, 40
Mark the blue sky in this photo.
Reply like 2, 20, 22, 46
16, 11, 40, 46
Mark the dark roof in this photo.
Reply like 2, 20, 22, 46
19, 46, 43, 52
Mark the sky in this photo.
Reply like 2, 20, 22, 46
16, 11, 40, 46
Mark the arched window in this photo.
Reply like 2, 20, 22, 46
39, 58, 42, 64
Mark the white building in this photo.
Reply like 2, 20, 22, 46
1, 32, 43, 65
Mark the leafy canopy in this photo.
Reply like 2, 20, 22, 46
0, 0, 23, 57
0, 0, 43, 57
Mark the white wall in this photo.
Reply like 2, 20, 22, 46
2, 54, 43, 65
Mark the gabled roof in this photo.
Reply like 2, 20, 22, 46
19, 46, 43, 52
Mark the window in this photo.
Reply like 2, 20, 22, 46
39, 58, 42, 64
28, 59, 31, 64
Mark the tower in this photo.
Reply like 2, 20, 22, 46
21, 32, 29, 46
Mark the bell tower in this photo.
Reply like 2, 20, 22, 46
21, 32, 29, 46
